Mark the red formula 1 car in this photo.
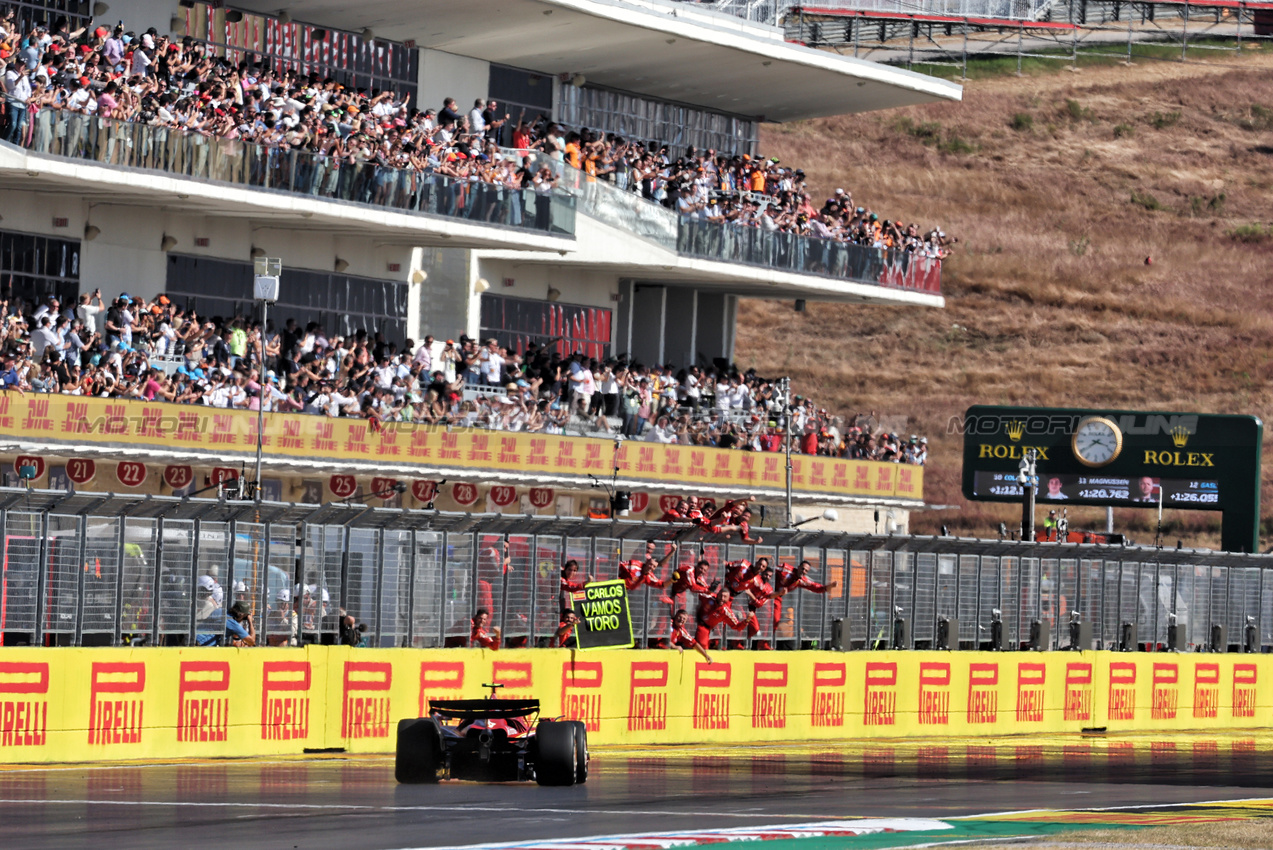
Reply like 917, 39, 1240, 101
395, 684, 588, 786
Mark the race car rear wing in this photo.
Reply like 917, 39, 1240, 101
429, 699, 541, 721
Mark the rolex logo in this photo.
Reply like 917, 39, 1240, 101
1005, 420, 1026, 442
1170, 425, 1192, 448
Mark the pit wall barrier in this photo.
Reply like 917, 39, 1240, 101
1, 648, 1270, 763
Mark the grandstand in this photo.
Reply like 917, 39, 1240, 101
0, 0, 959, 528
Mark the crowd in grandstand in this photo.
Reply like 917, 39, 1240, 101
0, 287, 928, 462
0, 10, 955, 256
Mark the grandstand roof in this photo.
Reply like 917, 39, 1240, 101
252, 0, 962, 121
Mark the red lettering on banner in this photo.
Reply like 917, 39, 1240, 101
103, 403, 127, 435
863, 662, 897, 726
1108, 662, 1137, 721
1233, 664, 1257, 719
897, 467, 915, 496
688, 451, 707, 478
809, 461, 826, 488
810, 663, 846, 727
313, 421, 336, 453
278, 419, 303, 450
0, 662, 50, 747
583, 443, 604, 471
854, 463, 871, 491
790, 457, 803, 485
529, 488, 554, 509
966, 663, 999, 724
211, 414, 236, 445
1016, 663, 1046, 723
341, 662, 392, 739
22, 398, 52, 432
556, 441, 577, 469
875, 465, 893, 493
261, 661, 311, 741
830, 462, 849, 490
88, 662, 145, 745
694, 663, 730, 730
492, 662, 534, 702
408, 429, 431, 459
418, 662, 465, 716
636, 447, 656, 475
139, 406, 165, 439
1152, 663, 1178, 720
177, 662, 230, 743
712, 453, 732, 481
527, 439, 549, 467
439, 433, 460, 461
489, 486, 517, 508
344, 424, 370, 455
452, 483, 479, 506
562, 662, 604, 733
662, 448, 683, 477
174, 411, 202, 443
467, 434, 492, 463
918, 662, 951, 725
0, 395, 12, 429
751, 663, 787, 729
63, 400, 89, 433
628, 662, 669, 732
376, 427, 401, 457
1064, 662, 1093, 722
1193, 663, 1219, 720
737, 453, 756, 484
498, 437, 521, 465
762, 455, 781, 484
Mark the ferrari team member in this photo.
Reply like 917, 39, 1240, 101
470, 608, 501, 650
670, 608, 712, 662
664, 556, 711, 606
476, 539, 513, 616
552, 611, 581, 648
657, 499, 692, 523
619, 541, 676, 591
694, 586, 749, 649
767, 559, 838, 641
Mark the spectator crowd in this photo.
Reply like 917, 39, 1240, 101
1, 8, 956, 256
0, 286, 928, 463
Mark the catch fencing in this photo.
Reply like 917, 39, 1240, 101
1, 489, 1270, 653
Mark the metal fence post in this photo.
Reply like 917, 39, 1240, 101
73, 514, 88, 647
527, 533, 537, 648
150, 516, 165, 643
373, 529, 387, 648
498, 534, 511, 641
188, 518, 201, 647
407, 529, 419, 648
438, 531, 449, 647
113, 517, 126, 647
33, 512, 49, 646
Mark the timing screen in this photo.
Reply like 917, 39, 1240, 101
972, 472, 1220, 507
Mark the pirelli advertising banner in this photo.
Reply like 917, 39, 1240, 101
960, 406, 1262, 552
0, 395, 921, 501
3, 648, 1273, 763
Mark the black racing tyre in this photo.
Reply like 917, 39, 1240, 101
395, 718, 441, 784
569, 720, 589, 783
535, 720, 577, 786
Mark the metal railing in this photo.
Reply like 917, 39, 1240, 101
2, 490, 1269, 653
774, 0, 1055, 20
15, 109, 577, 238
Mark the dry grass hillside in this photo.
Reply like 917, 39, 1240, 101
738, 48, 1273, 547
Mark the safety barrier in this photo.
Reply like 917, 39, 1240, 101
1, 647, 1269, 763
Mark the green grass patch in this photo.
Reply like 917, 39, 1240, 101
1229, 222, 1273, 242
1130, 190, 1163, 211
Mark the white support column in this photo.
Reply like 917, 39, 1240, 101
656, 285, 668, 365
689, 289, 699, 367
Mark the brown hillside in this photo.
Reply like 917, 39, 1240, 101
739, 49, 1273, 547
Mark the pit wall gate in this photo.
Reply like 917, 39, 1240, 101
1, 648, 1271, 763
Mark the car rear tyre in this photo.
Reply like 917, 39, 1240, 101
396, 718, 441, 784
569, 720, 589, 783
535, 721, 577, 786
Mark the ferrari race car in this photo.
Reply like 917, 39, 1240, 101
395, 685, 588, 786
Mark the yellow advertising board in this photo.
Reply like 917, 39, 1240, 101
1, 649, 1270, 763
0, 394, 922, 500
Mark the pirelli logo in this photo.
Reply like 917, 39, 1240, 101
1151, 663, 1178, 721
863, 662, 897, 726
561, 662, 604, 733
1233, 664, 1257, 719
1108, 662, 1136, 721
917, 662, 951, 726
1063, 662, 1093, 722
809, 663, 845, 728
628, 662, 669, 732
1015, 663, 1045, 723
88, 662, 145, 745
966, 663, 999, 725
1192, 663, 1219, 719
0, 662, 49, 747
341, 662, 392, 739
177, 661, 230, 743
261, 661, 311, 741
694, 663, 730, 730
751, 663, 787, 729
418, 662, 464, 716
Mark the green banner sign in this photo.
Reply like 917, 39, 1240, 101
569, 580, 635, 650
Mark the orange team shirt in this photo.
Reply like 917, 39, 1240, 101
584, 153, 598, 177
565, 141, 581, 169
749, 170, 766, 192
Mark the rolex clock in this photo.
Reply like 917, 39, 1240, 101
1071, 416, 1123, 467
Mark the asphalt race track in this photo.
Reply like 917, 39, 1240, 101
3, 734, 1271, 850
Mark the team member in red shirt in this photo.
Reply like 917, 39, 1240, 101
658, 499, 691, 523
552, 611, 581, 647
670, 608, 712, 661
619, 541, 676, 591
476, 539, 513, 616
694, 586, 748, 649
470, 608, 501, 649
665, 556, 712, 606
